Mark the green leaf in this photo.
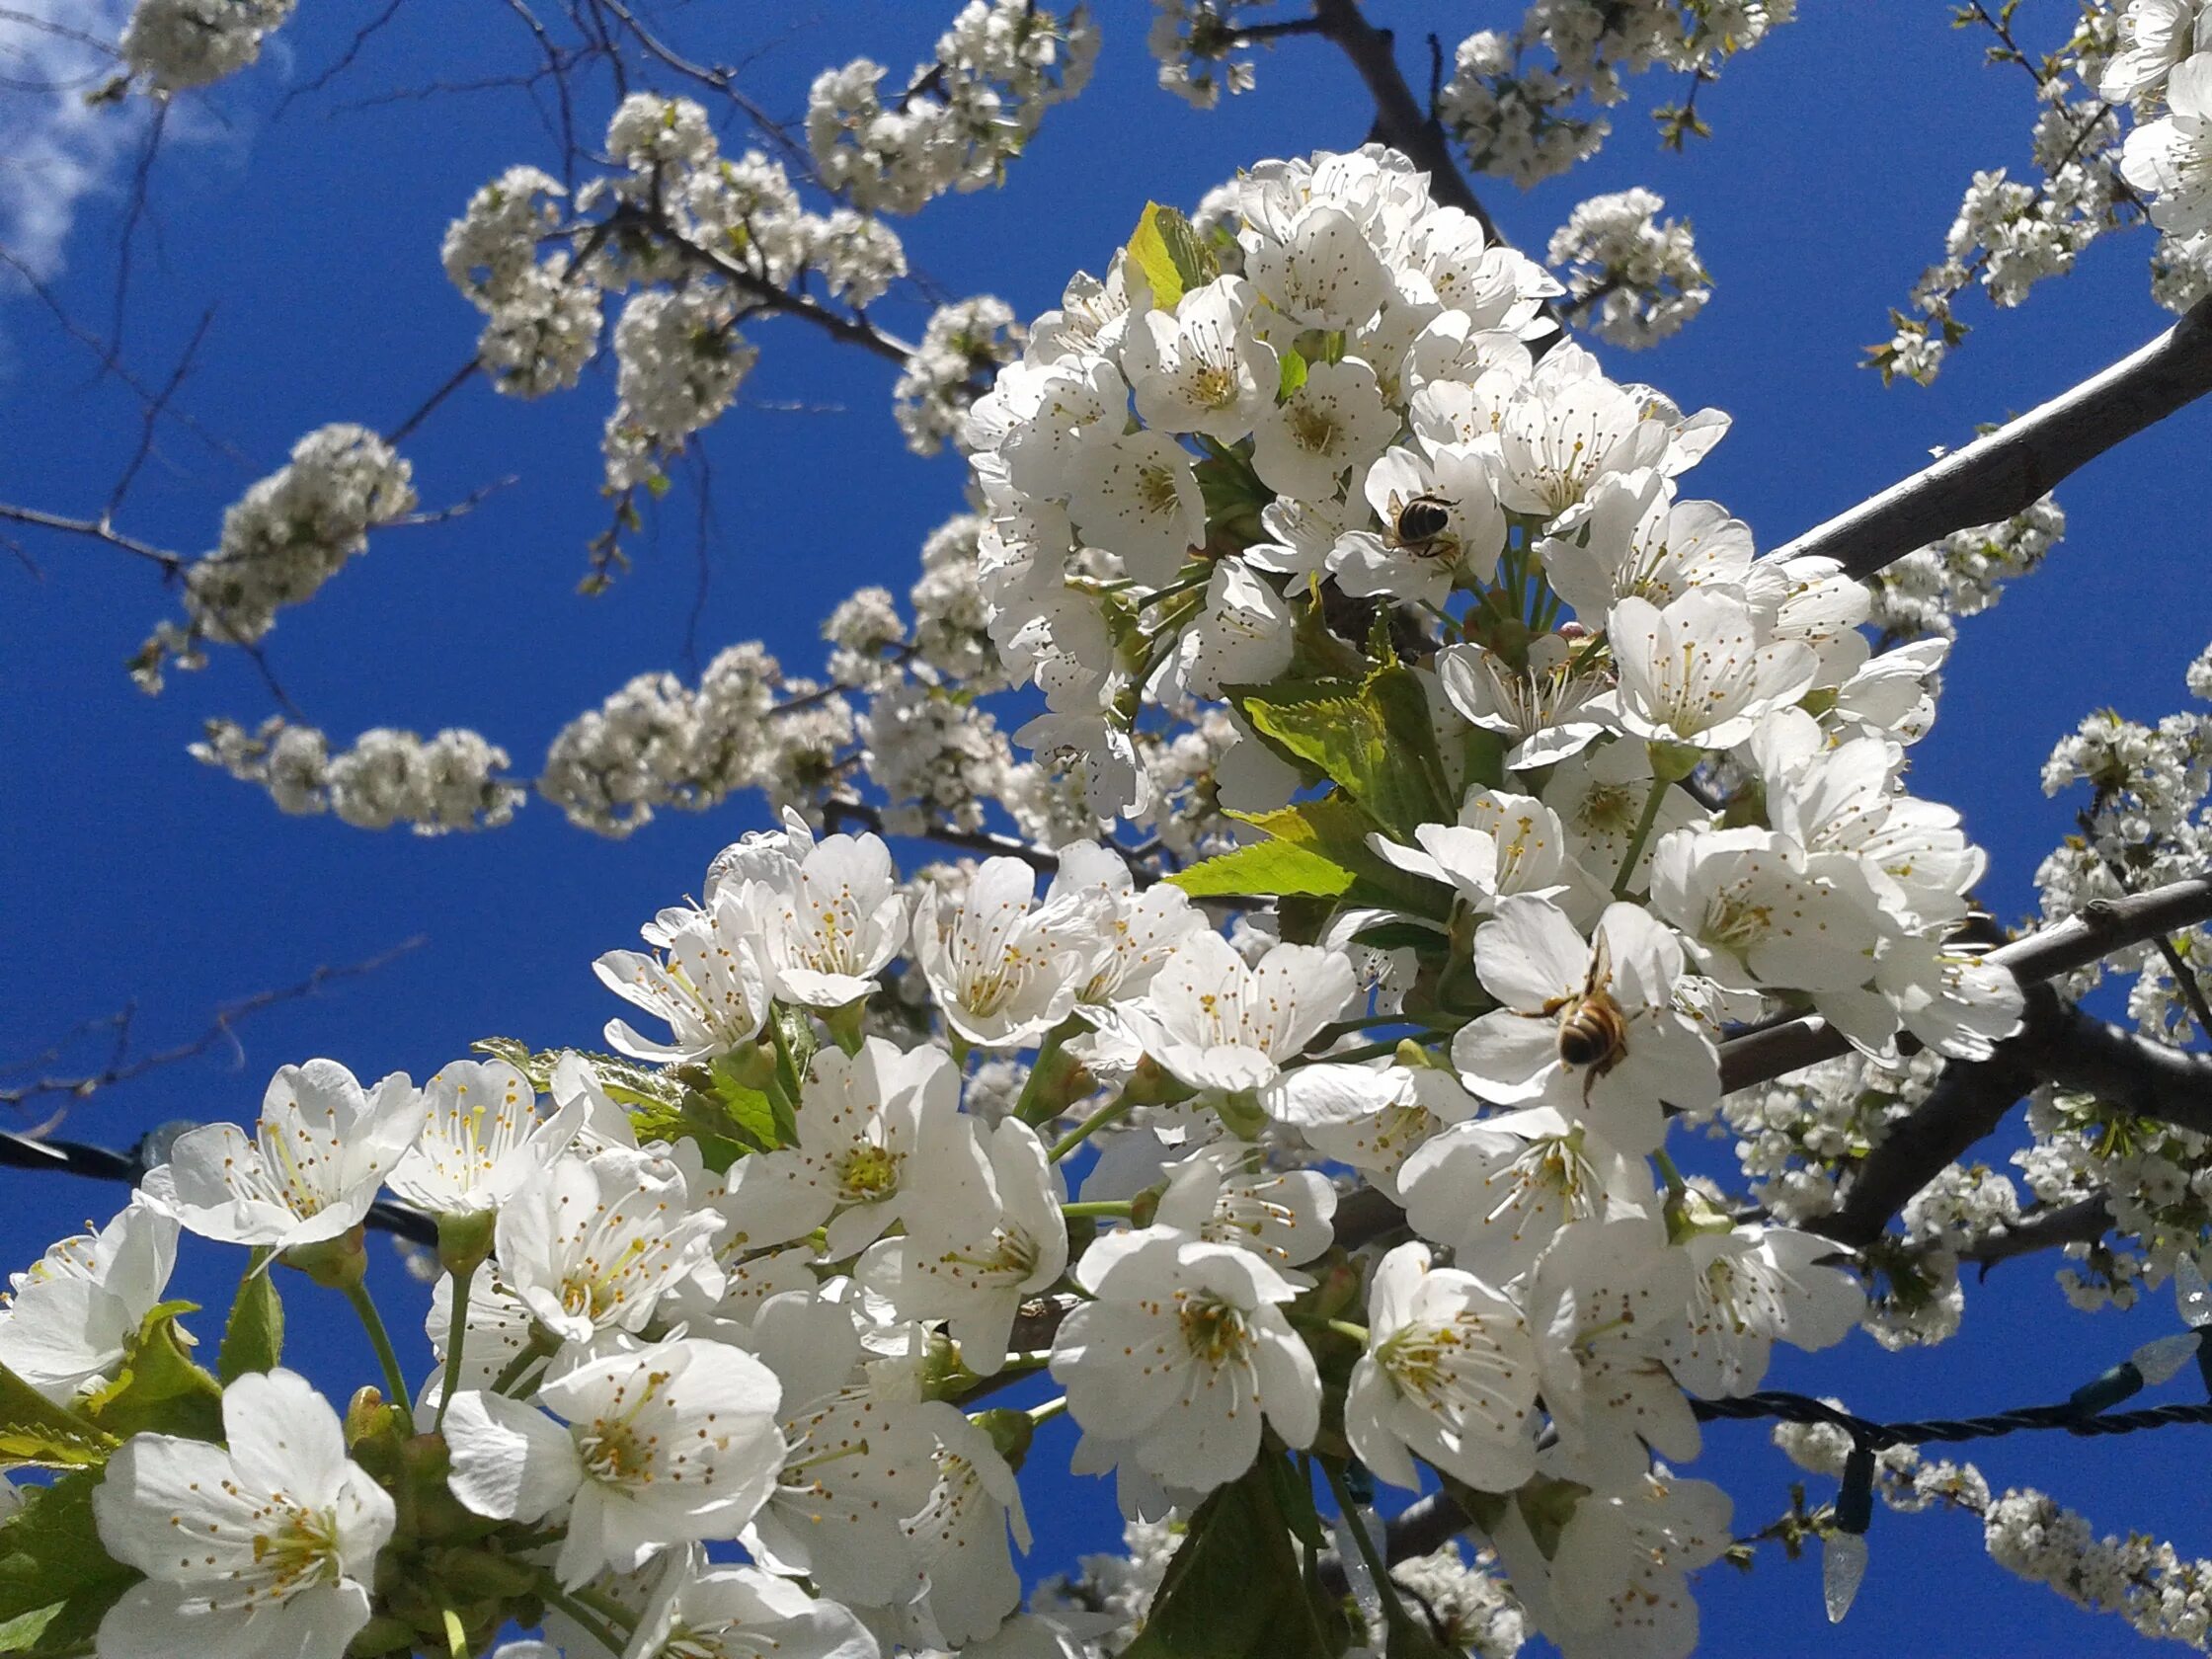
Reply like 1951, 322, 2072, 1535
1123, 1459, 1344, 1659
1232, 664, 1453, 841
0, 1367, 117, 1472
1124, 201, 1218, 311
80, 1303, 222, 1443
1277, 348, 1308, 400
0, 1469, 139, 1655
1169, 837, 1357, 900
1232, 796, 1454, 917
218, 1260, 283, 1383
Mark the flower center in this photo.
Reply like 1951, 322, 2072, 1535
837, 1142, 903, 1202
1175, 1292, 1253, 1368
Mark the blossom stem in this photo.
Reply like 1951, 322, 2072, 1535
1324, 1318, 1372, 1346
1059, 1200, 1134, 1222
341, 1279, 415, 1431
537, 1579, 628, 1655
1049, 1094, 1131, 1161
1028, 1394, 1069, 1426
434, 1266, 471, 1431
1611, 772, 1673, 898
572, 1585, 641, 1632
490, 1328, 561, 1395
1014, 1026, 1070, 1126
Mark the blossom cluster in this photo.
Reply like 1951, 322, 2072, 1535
1545, 187, 1709, 348
118, 0, 294, 92
1439, 3, 1795, 186
806, 1, 1098, 215
4, 142, 2069, 1659
129, 424, 417, 692
1874, 0, 2212, 384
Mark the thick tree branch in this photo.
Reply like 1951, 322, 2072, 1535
1305, 0, 1497, 239
1961, 1195, 2114, 1273
1777, 292, 2212, 580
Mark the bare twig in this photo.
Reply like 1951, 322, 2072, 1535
1961, 1196, 2113, 1273
1778, 292, 2212, 580
0, 936, 427, 1112
105, 305, 215, 521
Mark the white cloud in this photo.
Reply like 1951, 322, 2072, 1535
0, 1, 145, 276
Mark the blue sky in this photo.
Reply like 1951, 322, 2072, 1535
3, 2, 2210, 1653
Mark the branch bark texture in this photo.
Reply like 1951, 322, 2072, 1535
1777, 293, 2212, 580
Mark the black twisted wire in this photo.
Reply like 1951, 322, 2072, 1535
1691, 1388, 2212, 1450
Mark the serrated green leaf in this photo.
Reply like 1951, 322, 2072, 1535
0, 1367, 116, 1472
80, 1303, 221, 1443
1122, 1459, 1342, 1659
1233, 664, 1453, 841
1125, 201, 1218, 312
0, 1469, 139, 1655
1169, 837, 1357, 900
218, 1260, 282, 1384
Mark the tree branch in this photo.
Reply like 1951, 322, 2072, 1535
1960, 1195, 2113, 1273
1305, 0, 1498, 239
1777, 292, 2212, 580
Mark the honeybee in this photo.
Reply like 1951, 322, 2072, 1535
1389, 491, 1457, 558
1553, 930, 1629, 1081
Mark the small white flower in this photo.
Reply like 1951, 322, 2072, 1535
1437, 635, 1617, 770
1045, 840, 1208, 1006
1162, 559, 1296, 700
859, 1118, 1069, 1372
1051, 1226, 1320, 1492
445, 1336, 785, 1587
1347, 1242, 1540, 1494
1066, 431, 1207, 588
914, 857, 1107, 1050
1123, 275, 1279, 443
595, 890, 775, 1063
1251, 357, 1397, 502
622, 1546, 876, 1659
144, 1060, 426, 1250
1527, 1219, 1698, 1488
92, 1369, 395, 1659
1243, 202, 1391, 329
1608, 590, 1818, 750
1658, 1224, 1863, 1397
384, 1057, 583, 1218
2122, 53, 2212, 239
0, 1198, 177, 1404
1153, 1141, 1338, 1268
720, 1038, 964, 1259
896, 1409, 1032, 1648
1112, 932, 1388, 1125
1647, 827, 1882, 995
750, 831, 909, 1009
1451, 897, 1719, 1151
496, 1146, 726, 1345
1329, 442, 1506, 609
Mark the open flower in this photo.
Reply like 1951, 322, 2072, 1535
1607, 589, 1817, 751
914, 856, 1107, 1050
748, 831, 908, 1009
1451, 897, 1718, 1151
1657, 1224, 1862, 1397
1123, 274, 1279, 442
859, 1118, 1069, 1373
595, 889, 774, 1063
1252, 357, 1397, 501
1111, 932, 1389, 1125
144, 1060, 425, 1250
92, 1369, 396, 1659
443, 1336, 786, 1588
0, 1197, 178, 1404
624, 1547, 876, 1659
1347, 1242, 1540, 1494
384, 1057, 584, 1219
496, 1146, 726, 1345
1051, 1226, 1319, 1493
719, 1038, 964, 1259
